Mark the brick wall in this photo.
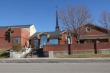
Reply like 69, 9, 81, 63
70, 24, 109, 44
21, 28, 30, 46
59, 33, 66, 44
70, 43, 94, 54
81, 25, 108, 35
0, 28, 30, 49
43, 42, 110, 54
43, 44, 68, 51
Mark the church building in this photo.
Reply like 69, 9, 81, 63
0, 10, 110, 50
29, 10, 110, 49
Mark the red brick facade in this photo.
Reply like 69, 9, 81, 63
59, 24, 109, 44
43, 42, 110, 54
43, 24, 110, 54
43, 44, 68, 51
0, 28, 30, 49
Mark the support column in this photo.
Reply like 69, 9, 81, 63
84, 39, 86, 43
38, 39, 40, 48
47, 39, 49, 45
94, 42, 99, 54
68, 44, 71, 55
96, 38, 99, 43
108, 39, 110, 42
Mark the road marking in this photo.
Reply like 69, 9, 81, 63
2, 60, 5, 63
26, 60, 30, 63
27, 60, 34, 63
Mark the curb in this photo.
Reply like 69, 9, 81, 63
1, 58, 110, 60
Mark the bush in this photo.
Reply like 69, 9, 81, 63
0, 49, 9, 58
11, 44, 24, 52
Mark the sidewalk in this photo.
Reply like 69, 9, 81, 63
1, 58, 110, 60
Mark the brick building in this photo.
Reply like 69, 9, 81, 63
29, 9, 110, 49
0, 9, 110, 55
30, 23, 110, 48
0, 24, 36, 49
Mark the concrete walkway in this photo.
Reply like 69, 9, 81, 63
2, 58, 110, 60
0, 58, 110, 63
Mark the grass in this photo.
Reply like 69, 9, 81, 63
54, 54, 110, 58
0, 49, 10, 59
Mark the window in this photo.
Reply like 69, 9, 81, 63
35, 40, 38, 48
49, 39, 58, 44
40, 35, 47, 48
86, 40, 92, 43
86, 27, 91, 32
13, 38, 19, 43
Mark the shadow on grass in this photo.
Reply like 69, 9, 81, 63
6, 49, 10, 52
0, 52, 9, 58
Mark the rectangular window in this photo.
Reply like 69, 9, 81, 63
13, 38, 19, 43
49, 39, 58, 44
86, 40, 92, 43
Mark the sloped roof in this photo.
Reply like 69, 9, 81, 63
83, 23, 109, 31
0, 24, 33, 29
30, 23, 110, 39
80, 35, 110, 39
30, 30, 65, 39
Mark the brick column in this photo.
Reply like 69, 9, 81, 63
84, 40, 86, 43
70, 44, 73, 54
108, 39, 110, 42
47, 39, 49, 45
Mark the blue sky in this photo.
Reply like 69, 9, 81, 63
0, 0, 110, 32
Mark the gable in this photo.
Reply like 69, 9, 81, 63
80, 23, 109, 36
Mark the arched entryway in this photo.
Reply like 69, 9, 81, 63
40, 35, 47, 48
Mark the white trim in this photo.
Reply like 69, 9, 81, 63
37, 32, 50, 39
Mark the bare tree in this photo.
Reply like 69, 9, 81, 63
98, 10, 110, 29
58, 4, 92, 44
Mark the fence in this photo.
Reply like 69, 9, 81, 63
43, 42, 110, 55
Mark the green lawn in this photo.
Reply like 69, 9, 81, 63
54, 54, 110, 58
0, 49, 10, 59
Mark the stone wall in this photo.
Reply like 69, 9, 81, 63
99, 49, 110, 54
10, 48, 31, 58
73, 49, 94, 54
53, 51, 68, 55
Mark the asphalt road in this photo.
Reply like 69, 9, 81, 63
0, 63, 110, 73
0, 59, 110, 63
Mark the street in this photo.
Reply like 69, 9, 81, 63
0, 63, 110, 73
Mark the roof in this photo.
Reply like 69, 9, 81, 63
83, 23, 109, 31
30, 30, 65, 39
0, 24, 33, 29
80, 35, 110, 39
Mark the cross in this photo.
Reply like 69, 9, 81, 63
6, 27, 14, 42
87, 18, 88, 23
56, 6, 58, 10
